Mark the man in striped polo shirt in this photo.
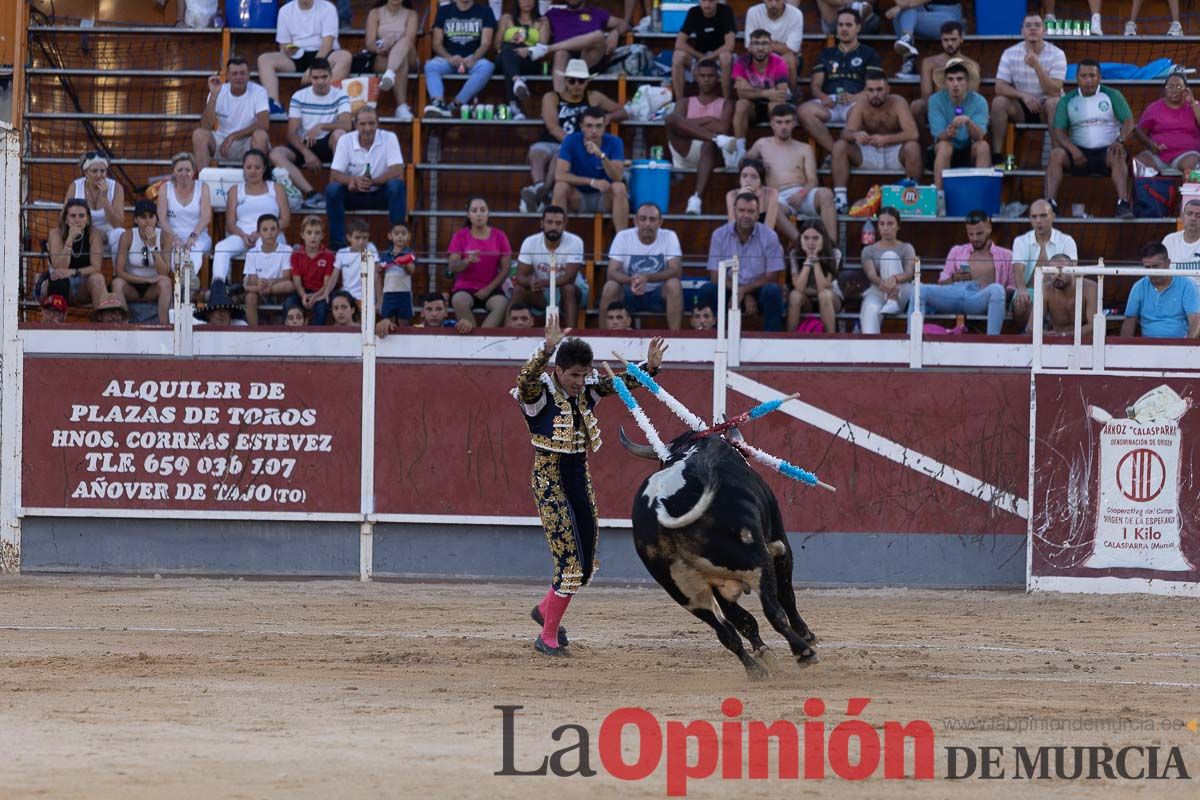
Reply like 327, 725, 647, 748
267, 57, 352, 210
1045, 60, 1136, 219
988, 14, 1065, 166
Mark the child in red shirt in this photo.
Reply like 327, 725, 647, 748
288, 215, 337, 326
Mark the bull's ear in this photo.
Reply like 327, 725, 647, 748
619, 427, 659, 460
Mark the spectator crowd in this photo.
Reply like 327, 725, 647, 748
33, 0, 1200, 341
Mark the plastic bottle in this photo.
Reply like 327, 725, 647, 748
651, 0, 662, 33
860, 218, 876, 246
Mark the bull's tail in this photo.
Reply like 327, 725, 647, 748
656, 486, 716, 529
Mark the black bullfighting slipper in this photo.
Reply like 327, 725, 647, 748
533, 636, 569, 657
530, 606, 569, 647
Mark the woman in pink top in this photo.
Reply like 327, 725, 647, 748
1133, 73, 1200, 176
449, 196, 513, 330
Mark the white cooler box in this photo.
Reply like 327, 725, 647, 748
199, 167, 245, 212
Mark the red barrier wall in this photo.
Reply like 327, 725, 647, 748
375, 364, 1029, 535
23, 358, 362, 514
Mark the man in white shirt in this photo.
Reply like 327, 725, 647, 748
193, 57, 270, 169
258, 0, 352, 116
511, 205, 588, 327
268, 57, 352, 211
1010, 199, 1077, 328
989, 14, 1066, 165
598, 202, 684, 330
744, 0, 803, 94
324, 106, 406, 248
1163, 199, 1200, 291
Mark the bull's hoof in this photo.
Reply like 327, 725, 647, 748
794, 650, 820, 668
531, 606, 569, 647
745, 659, 772, 681
533, 637, 569, 657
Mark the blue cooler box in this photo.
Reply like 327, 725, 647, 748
975, 0, 1025, 35
630, 160, 671, 214
881, 185, 937, 217
662, 2, 698, 34
942, 168, 1003, 217
230, 0, 279, 29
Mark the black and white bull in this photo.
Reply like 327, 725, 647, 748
620, 428, 818, 679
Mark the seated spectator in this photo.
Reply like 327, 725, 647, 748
989, 15, 1065, 166
816, 0, 880, 34
194, 58, 270, 170
552, 106, 629, 231
670, 0, 736, 109
194, 279, 247, 326
334, 217, 378, 304
1042, 254, 1098, 337
506, 302, 536, 328
284, 304, 308, 327
90, 293, 130, 324
112, 200, 176, 325
859, 206, 916, 335
731, 29, 791, 163
691, 301, 716, 331
497, 0, 550, 119
797, 8, 882, 160
449, 197, 513, 332
887, 0, 965, 81
63, 152, 125, 254
213, 149, 290, 284
290, 215, 338, 325
747, 104, 837, 242
1046, 60, 1134, 219
744, 0, 804, 94
832, 75, 922, 213
511, 205, 589, 327
1133, 73, 1200, 177
666, 59, 736, 215
537, 0, 628, 94
418, 292, 465, 330
910, 210, 1013, 335
605, 301, 633, 330
268, 57, 351, 211
1163, 199, 1200, 285
325, 106, 406, 248
599, 202, 684, 330
911, 21, 978, 119
521, 59, 626, 213
725, 158, 796, 245
156, 152, 212, 288
1124, 1, 1184, 36
1011, 199, 1077, 325
424, 0, 497, 117
64, 153, 125, 255
787, 219, 843, 332
929, 58, 990, 191
1121, 243, 1200, 338
377, 221, 416, 325
366, 0, 419, 122
258, 0, 351, 116
329, 289, 360, 328
176, 0, 219, 28
1043, 0, 1103, 35
40, 293, 68, 325
700, 192, 786, 331
42, 199, 106, 310
243, 213, 297, 326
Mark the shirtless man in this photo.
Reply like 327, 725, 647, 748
746, 103, 837, 238
911, 21, 978, 123
1042, 254, 1097, 337
831, 76, 922, 213
665, 58, 736, 215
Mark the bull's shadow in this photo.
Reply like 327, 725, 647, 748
621, 428, 819, 680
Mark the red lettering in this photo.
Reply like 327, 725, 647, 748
803, 697, 826, 779
720, 697, 743, 779
598, 707, 661, 781
883, 720, 936, 779
828, 699, 880, 780
665, 720, 718, 796
748, 720, 799, 779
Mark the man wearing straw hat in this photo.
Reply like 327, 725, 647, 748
89, 294, 130, 325
513, 318, 666, 656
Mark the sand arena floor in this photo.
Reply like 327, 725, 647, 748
0, 575, 1197, 798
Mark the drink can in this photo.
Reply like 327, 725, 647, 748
1045, 17, 1055, 35
1005, 154, 1016, 171
475, 104, 486, 120
497, 104, 509, 120
486, 104, 495, 120
650, 145, 663, 161
1073, 20, 1082, 36
1083, 21, 1091, 35
461, 104, 472, 120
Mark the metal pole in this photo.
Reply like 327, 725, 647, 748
1092, 272, 1106, 372
728, 256, 741, 368
547, 250, 558, 325
0, 124, 23, 572
1032, 265, 1044, 369
908, 258, 923, 368
359, 249, 377, 582
1070, 261, 1084, 372
713, 256, 731, 422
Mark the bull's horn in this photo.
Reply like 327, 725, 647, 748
619, 427, 660, 460
726, 427, 745, 443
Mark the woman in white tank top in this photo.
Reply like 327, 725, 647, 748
63, 151, 126, 253
112, 200, 177, 324
156, 151, 213, 285
212, 148, 290, 283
